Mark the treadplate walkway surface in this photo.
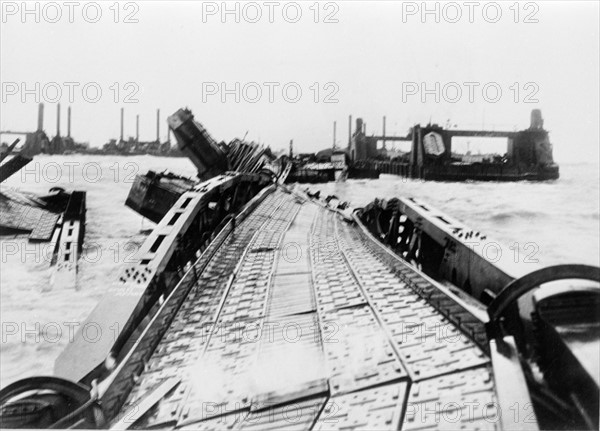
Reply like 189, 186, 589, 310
117, 189, 499, 430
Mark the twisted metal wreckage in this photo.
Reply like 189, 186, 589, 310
0, 108, 598, 430
0, 138, 87, 290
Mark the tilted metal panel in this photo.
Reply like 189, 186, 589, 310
56, 175, 237, 382
29, 210, 60, 241
0, 199, 59, 237
397, 196, 521, 296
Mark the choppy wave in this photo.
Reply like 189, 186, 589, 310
489, 210, 542, 223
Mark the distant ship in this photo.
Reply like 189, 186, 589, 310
303, 110, 559, 182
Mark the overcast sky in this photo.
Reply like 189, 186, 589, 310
1, 1, 598, 162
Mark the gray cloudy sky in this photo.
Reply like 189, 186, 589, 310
1, 1, 598, 162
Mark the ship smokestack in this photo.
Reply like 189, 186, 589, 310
356, 118, 363, 136
136, 114, 139, 142
156, 109, 160, 142
333, 121, 336, 149
56, 103, 61, 136
348, 115, 352, 146
382, 116, 386, 150
530, 109, 544, 129
37, 103, 44, 131
67, 106, 71, 138
120, 108, 124, 142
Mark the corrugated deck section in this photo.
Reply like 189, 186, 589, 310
117, 190, 499, 430
0, 198, 59, 240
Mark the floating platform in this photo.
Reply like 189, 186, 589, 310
105, 188, 502, 430
346, 110, 559, 182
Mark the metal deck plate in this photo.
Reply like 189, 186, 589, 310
250, 312, 327, 410
320, 305, 408, 395
0, 199, 59, 240
250, 205, 328, 409
241, 397, 326, 431
266, 204, 317, 317
349, 215, 490, 351
313, 383, 407, 431
402, 366, 498, 430
175, 197, 302, 426
111, 192, 502, 430
179, 411, 248, 431
309, 211, 367, 312
336, 219, 489, 381
120, 191, 288, 427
